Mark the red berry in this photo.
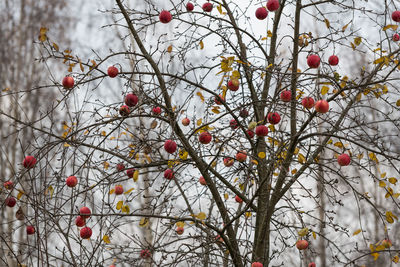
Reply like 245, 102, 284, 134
125, 93, 138, 107
393, 11, 400, 22
202, 2, 213, 12
75, 216, 86, 227
176, 227, 184, 235
255, 7, 268, 20
229, 119, 238, 129
280, 90, 291, 102
66, 176, 78, 187
181, 118, 190, 126
239, 109, 249, 118
140, 249, 151, 259
164, 169, 174, 180
199, 132, 212, 144
328, 55, 339, 66
296, 240, 309, 250
26, 225, 35, 235
186, 2, 194, 11
307, 54, 320, 68
235, 195, 243, 203
119, 105, 130, 116
5, 197, 16, 207
80, 226, 92, 239
267, 0, 280, 11
223, 157, 234, 167
252, 262, 263, 267
164, 140, 177, 154
227, 80, 239, 91
126, 168, 135, 178
337, 153, 351, 166
267, 112, 281, 125
4, 181, 14, 190
301, 97, 315, 109
115, 185, 124, 195
79, 207, 91, 219
214, 94, 225, 105
393, 33, 400, 42
255, 125, 268, 137
308, 262, 316, 267
315, 100, 329, 113
199, 176, 207, 185
152, 107, 161, 115
159, 10, 172, 24
62, 76, 74, 89
23, 155, 37, 169
246, 130, 255, 138
116, 163, 125, 172
107, 66, 118, 78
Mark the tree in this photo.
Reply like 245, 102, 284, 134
2, 0, 400, 266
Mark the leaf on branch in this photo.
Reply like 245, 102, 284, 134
211, 106, 220, 114
176, 221, 185, 228
353, 229, 362, 236
368, 152, 379, 163
196, 212, 206, 220
122, 205, 130, 214
321, 86, 329, 95
383, 24, 398, 31
373, 57, 384, 65
396, 100, 400, 106
139, 217, 149, 227
245, 212, 252, 218
298, 227, 309, 237
372, 252, 380, 261
258, 152, 266, 159
150, 120, 158, 129
393, 255, 399, 263
46, 186, 54, 198
103, 235, 111, 244
167, 45, 173, 53
116, 201, 123, 210
379, 181, 386, 188
39, 27, 48, 42
109, 188, 115, 195
196, 91, 205, 103
324, 18, 330, 28
298, 153, 306, 164
197, 119, 203, 126
179, 150, 188, 160
312, 231, 317, 239
103, 161, 109, 170
354, 37, 362, 46
199, 40, 204, 50
386, 211, 397, 224
124, 188, 134, 194
17, 190, 25, 200
52, 42, 59, 51
389, 177, 397, 185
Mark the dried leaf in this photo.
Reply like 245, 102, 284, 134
321, 86, 329, 95
353, 229, 362, 236
139, 217, 149, 227
116, 200, 123, 210
324, 18, 330, 28
167, 45, 173, 53
103, 235, 111, 244
383, 24, 398, 31
199, 40, 204, 50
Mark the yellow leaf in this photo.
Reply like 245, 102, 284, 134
396, 100, 400, 106
179, 150, 188, 160
139, 217, 149, 227
386, 211, 395, 224
224, 193, 229, 200
381, 172, 386, 178
103, 235, 111, 244
197, 212, 206, 220
52, 42, 59, 51
294, 147, 300, 155
196, 91, 205, 103
291, 169, 297, 174
231, 70, 240, 79
109, 189, 115, 194
334, 142, 343, 148
176, 221, 185, 228
374, 57, 384, 65
353, 229, 362, 236
342, 21, 351, 31
383, 24, 398, 31
122, 205, 130, 213
124, 188, 134, 194
258, 152, 266, 159
389, 177, 397, 185
17, 190, 24, 200
167, 45, 173, 53
369, 152, 379, 163
321, 86, 329, 95
199, 40, 204, 50
372, 252, 380, 261
252, 159, 258, 165
379, 181, 386, 188
351, 42, 356, 50
393, 255, 399, 263
116, 201, 123, 210
46, 186, 54, 198
217, 4, 223, 14
324, 18, 330, 28
267, 30, 272, 37
354, 37, 362, 46
64, 142, 70, 147
298, 227, 309, 237
211, 107, 220, 114
312, 231, 316, 239
245, 212, 252, 218
103, 161, 109, 170
197, 119, 203, 126
298, 153, 306, 164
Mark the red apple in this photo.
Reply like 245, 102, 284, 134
202, 2, 213, 12
4, 181, 13, 190
62, 76, 74, 89
393, 11, 400, 22
126, 168, 135, 178
230, 119, 238, 129
227, 79, 239, 91
152, 106, 161, 115
140, 249, 151, 259
255, 7, 268, 20
214, 94, 225, 105
164, 169, 174, 180
382, 239, 392, 248
182, 117, 190, 126
159, 10, 172, 24
5, 197, 16, 208
23, 155, 37, 169
308, 263, 316, 267
116, 163, 125, 172
79, 207, 91, 219
239, 109, 249, 118
337, 153, 350, 166
267, 112, 281, 124
80, 226, 92, 239
125, 93, 138, 107
267, 0, 280, 11
328, 55, 339, 66
176, 227, 184, 235
296, 240, 309, 250
236, 151, 247, 162
252, 262, 263, 267
215, 235, 224, 243
119, 105, 130, 116
199, 132, 212, 144
315, 100, 329, 113
199, 176, 207, 185
186, 2, 194, 11
255, 125, 268, 137
66, 176, 78, 187
223, 157, 234, 167
107, 66, 118, 78
301, 97, 315, 109
394, 33, 400, 41
26, 225, 35, 235
115, 185, 124, 195
246, 130, 255, 138
280, 90, 291, 102
307, 54, 320, 68
235, 195, 243, 203
75, 216, 86, 227
164, 140, 177, 154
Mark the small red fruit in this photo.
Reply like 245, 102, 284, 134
176, 227, 184, 235
328, 55, 339, 66
252, 262, 263, 267
107, 66, 118, 78
23, 155, 37, 169
267, 0, 280, 11
79, 207, 91, 219
296, 240, 309, 250
239, 109, 249, 118
199, 176, 207, 185
152, 107, 161, 115
307, 54, 320, 68
4, 181, 13, 190
116, 163, 125, 172
164, 169, 174, 180
115, 185, 124, 195
5, 197, 16, 207
315, 100, 329, 113
235, 151, 247, 162
26, 225, 35, 235
66, 176, 78, 187
255, 125, 268, 137
202, 2, 213, 12
308, 263, 316, 267
119, 105, 130, 116
126, 168, 135, 178
223, 157, 234, 167
394, 33, 400, 41
382, 239, 392, 248
140, 249, 151, 259
337, 153, 350, 166
80, 226, 92, 239
182, 117, 190, 126
246, 130, 255, 138
255, 7, 268, 20
214, 94, 225, 105
186, 2, 194, 11
164, 140, 177, 154
62, 76, 74, 89
199, 132, 212, 144
227, 79, 239, 91
302, 97, 315, 109
235, 195, 243, 203
280, 90, 291, 102
125, 93, 138, 107
159, 10, 172, 24
392, 11, 400, 22
230, 119, 238, 129
75, 216, 86, 227
267, 112, 281, 124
